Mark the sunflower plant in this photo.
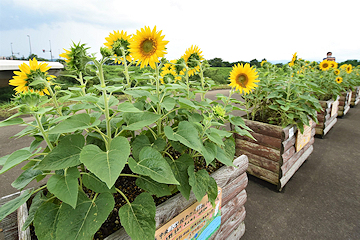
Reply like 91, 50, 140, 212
240, 55, 322, 133
0, 26, 251, 240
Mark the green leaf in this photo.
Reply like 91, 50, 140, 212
0, 154, 9, 166
152, 138, 167, 152
188, 166, 210, 202
47, 167, 80, 209
161, 97, 176, 111
97, 95, 119, 108
128, 147, 179, 185
36, 134, 85, 170
136, 176, 171, 197
118, 102, 142, 112
0, 149, 32, 174
55, 192, 114, 240
122, 112, 161, 131
82, 173, 116, 193
164, 121, 203, 153
47, 113, 100, 134
33, 201, 60, 240
118, 192, 156, 240
234, 125, 256, 141
178, 98, 199, 109
165, 154, 193, 200
80, 136, 130, 188
206, 132, 224, 146
209, 128, 232, 138
0, 189, 32, 221
202, 141, 217, 165
216, 145, 235, 166
123, 89, 150, 98
207, 177, 218, 208
224, 137, 235, 161
70, 95, 99, 103
22, 191, 47, 231
11, 166, 43, 190
0, 117, 25, 127
229, 115, 245, 127
131, 135, 151, 160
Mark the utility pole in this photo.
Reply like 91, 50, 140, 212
49, 40, 53, 61
27, 35, 32, 56
10, 43, 20, 59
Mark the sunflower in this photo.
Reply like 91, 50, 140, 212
161, 62, 175, 72
228, 63, 259, 94
291, 52, 297, 62
260, 60, 267, 67
334, 69, 340, 75
340, 64, 347, 69
329, 61, 338, 69
160, 69, 177, 84
129, 26, 169, 69
104, 30, 132, 64
319, 60, 331, 71
9, 58, 54, 95
182, 45, 204, 76
336, 77, 343, 84
59, 48, 71, 63
346, 64, 352, 73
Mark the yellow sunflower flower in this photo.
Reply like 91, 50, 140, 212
129, 26, 169, 69
9, 58, 53, 96
319, 60, 331, 71
228, 63, 259, 94
104, 30, 132, 64
334, 69, 340, 75
329, 61, 338, 69
182, 45, 204, 77
261, 60, 267, 67
346, 64, 352, 73
336, 77, 343, 84
161, 62, 175, 72
160, 69, 178, 84
59, 48, 71, 63
340, 64, 347, 69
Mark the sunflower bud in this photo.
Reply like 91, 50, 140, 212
100, 47, 113, 58
14, 91, 43, 113
54, 85, 61, 91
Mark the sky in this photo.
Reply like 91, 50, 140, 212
1, 0, 359, 64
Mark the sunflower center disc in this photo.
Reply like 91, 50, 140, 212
236, 74, 248, 88
141, 39, 155, 55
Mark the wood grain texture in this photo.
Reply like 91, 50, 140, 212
17, 202, 30, 240
236, 139, 281, 162
235, 131, 282, 150
281, 137, 314, 175
225, 221, 245, 240
279, 145, 314, 189
343, 105, 351, 115
208, 206, 246, 240
282, 125, 297, 141
282, 146, 296, 163
247, 163, 279, 185
243, 119, 283, 139
238, 150, 279, 173
324, 117, 337, 135
222, 173, 248, 206
221, 190, 247, 224
282, 135, 296, 153
105, 155, 249, 240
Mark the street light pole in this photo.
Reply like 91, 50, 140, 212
11, 42, 14, 57
27, 35, 32, 57
49, 40, 53, 61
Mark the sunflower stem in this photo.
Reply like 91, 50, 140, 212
199, 62, 206, 101
34, 114, 53, 151
155, 64, 162, 136
45, 81, 62, 116
96, 59, 112, 148
185, 68, 190, 99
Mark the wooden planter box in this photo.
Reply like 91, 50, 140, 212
338, 90, 352, 117
350, 86, 360, 107
106, 155, 249, 240
0, 191, 30, 240
315, 96, 339, 137
235, 119, 316, 191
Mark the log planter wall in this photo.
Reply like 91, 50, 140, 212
234, 119, 316, 191
0, 191, 30, 240
338, 90, 352, 117
0, 156, 248, 240
350, 86, 360, 107
315, 96, 339, 138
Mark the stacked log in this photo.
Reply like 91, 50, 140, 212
106, 155, 249, 240
315, 97, 339, 137
350, 86, 360, 107
235, 119, 316, 191
338, 90, 352, 117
